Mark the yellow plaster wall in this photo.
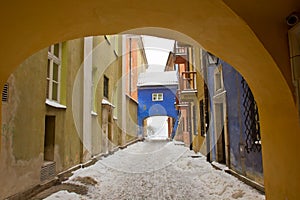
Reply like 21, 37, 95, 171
45, 38, 84, 172
93, 36, 122, 154
193, 47, 207, 154
0, 49, 47, 199
61, 39, 84, 169
0, 0, 299, 199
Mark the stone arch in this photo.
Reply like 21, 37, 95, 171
0, 1, 299, 199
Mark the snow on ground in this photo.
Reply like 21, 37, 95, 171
44, 190, 82, 200
44, 141, 265, 200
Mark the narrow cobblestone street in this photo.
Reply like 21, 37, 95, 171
40, 141, 265, 200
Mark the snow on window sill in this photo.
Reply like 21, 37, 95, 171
91, 111, 98, 116
101, 99, 115, 108
46, 99, 67, 109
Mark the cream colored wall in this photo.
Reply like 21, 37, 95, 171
192, 47, 207, 154
58, 39, 84, 169
0, 50, 47, 199
0, 38, 84, 199
125, 95, 139, 142
0, 1, 300, 199
92, 36, 122, 154
46, 39, 84, 171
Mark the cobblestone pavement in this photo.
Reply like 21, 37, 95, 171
44, 141, 265, 200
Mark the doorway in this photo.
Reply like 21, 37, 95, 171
44, 116, 55, 161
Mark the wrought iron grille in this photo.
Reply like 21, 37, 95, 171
241, 78, 261, 153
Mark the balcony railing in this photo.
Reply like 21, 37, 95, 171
179, 71, 197, 91
175, 47, 187, 55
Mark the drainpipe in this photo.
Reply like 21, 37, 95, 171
121, 35, 127, 145
83, 36, 93, 161
129, 38, 132, 96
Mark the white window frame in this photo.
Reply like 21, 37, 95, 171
47, 43, 62, 102
152, 93, 163, 101
214, 66, 224, 92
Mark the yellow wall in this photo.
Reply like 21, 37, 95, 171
92, 35, 122, 154
0, 1, 300, 199
192, 47, 207, 154
56, 39, 84, 170
0, 39, 84, 199
0, 50, 47, 198
125, 95, 139, 142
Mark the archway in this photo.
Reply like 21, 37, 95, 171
144, 116, 175, 140
0, 1, 299, 199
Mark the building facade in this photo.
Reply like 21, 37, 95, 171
122, 35, 148, 141
1, 39, 84, 198
166, 41, 206, 153
203, 51, 264, 187
137, 71, 178, 137
0, 35, 146, 199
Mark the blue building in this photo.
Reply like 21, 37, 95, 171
203, 51, 264, 188
137, 71, 179, 137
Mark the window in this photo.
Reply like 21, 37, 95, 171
104, 76, 109, 98
214, 67, 223, 92
152, 93, 163, 101
200, 100, 205, 137
47, 43, 61, 101
193, 104, 198, 135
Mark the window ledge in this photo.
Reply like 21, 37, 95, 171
101, 99, 115, 108
125, 94, 139, 104
46, 99, 67, 109
91, 111, 98, 116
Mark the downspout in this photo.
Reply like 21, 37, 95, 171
129, 38, 132, 96
83, 36, 93, 161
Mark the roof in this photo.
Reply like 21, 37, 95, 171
137, 71, 178, 87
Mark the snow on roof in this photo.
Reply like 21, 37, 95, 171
137, 71, 178, 87
101, 99, 115, 107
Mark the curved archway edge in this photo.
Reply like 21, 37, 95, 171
0, 1, 299, 199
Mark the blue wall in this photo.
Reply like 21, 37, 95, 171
137, 85, 178, 136
206, 57, 263, 182
222, 61, 263, 180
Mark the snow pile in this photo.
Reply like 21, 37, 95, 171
44, 141, 265, 200
44, 190, 82, 200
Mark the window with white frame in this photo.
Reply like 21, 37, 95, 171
47, 43, 61, 101
152, 93, 163, 101
214, 66, 224, 92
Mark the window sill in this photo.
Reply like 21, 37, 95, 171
102, 99, 115, 108
91, 111, 98, 116
125, 94, 138, 104
46, 99, 67, 109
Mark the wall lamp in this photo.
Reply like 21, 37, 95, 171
286, 12, 300, 27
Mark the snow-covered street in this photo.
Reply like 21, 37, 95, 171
43, 141, 265, 200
